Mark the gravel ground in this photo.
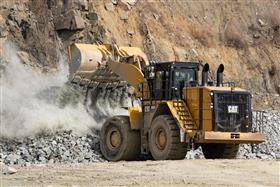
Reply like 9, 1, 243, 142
1, 160, 279, 187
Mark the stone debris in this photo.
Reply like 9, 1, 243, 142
186, 147, 204, 160
120, 11, 129, 20
258, 18, 265, 27
86, 12, 98, 21
238, 111, 280, 160
76, 0, 89, 11
1, 162, 17, 175
122, 0, 138, 6
111, 0, 118, 5
117, 1, 132, 10
0, 110, 278, 165
105, 2, 115, 12
0, 130, 104, 165
153, 13, 160, 20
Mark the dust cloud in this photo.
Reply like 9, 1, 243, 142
0, 42, 128, 138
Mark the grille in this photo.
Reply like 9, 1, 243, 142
214, 92, 251, 132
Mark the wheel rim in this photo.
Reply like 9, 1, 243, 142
107, 127, 121, 150
155, 128, 167, 150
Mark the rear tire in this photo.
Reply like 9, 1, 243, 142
201, 143, 239, 159
100, 116, 140, 161
149, 115, 188, 160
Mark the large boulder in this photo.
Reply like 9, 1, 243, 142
54, 10, 85, 31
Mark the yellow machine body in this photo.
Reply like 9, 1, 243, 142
68, 43, 265, 161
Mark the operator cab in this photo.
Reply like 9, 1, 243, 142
144, 62, 200, 100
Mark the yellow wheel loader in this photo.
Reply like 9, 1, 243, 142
68, 43, 265, 161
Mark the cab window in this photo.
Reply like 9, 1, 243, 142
174, 68, 195, 88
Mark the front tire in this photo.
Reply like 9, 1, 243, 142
149, 115, 188, 160
100, 116, 140, 161
201, 143, 239, 159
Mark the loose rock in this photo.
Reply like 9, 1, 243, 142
105, 2, 115, 12
0, 111, 279, 164
258, 19, 265, 27
121, 0, 137, 6
54, 10, 85, 31
0, 130, 104, 165
238, 111, 280, 160
86, 12, 98, 21
1, 162, 17, 175
120, 11, 129, 20
111, 0, 118, 5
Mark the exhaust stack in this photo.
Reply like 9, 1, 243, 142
201, 63, 209, 86
216, 64, 224, 87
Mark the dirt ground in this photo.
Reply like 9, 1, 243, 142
0, 159, 279, 187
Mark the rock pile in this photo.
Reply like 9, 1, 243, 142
238, 111, 280, 160
0, 111, 279, 165
0, 130, 104, 165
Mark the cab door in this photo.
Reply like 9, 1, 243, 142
171, 67, 196, 99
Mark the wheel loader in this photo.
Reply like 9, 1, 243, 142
68, 43, 265, 161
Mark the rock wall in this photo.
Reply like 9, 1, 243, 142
94, 0, 280, 109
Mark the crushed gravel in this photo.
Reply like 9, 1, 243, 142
0, 111, 279, 165
0, 130, 104, 165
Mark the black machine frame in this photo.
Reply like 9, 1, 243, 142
212, 90, 253, 132
144, 62, 200, 100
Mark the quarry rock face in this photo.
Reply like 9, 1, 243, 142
0, 0, 279, 108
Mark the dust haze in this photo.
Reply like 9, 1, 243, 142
0, 42, 128, 138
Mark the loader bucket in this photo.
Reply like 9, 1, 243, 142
68, 43, 110, 79
68, 43, 149, 85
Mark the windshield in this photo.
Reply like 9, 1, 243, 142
174, 68, 195, 87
